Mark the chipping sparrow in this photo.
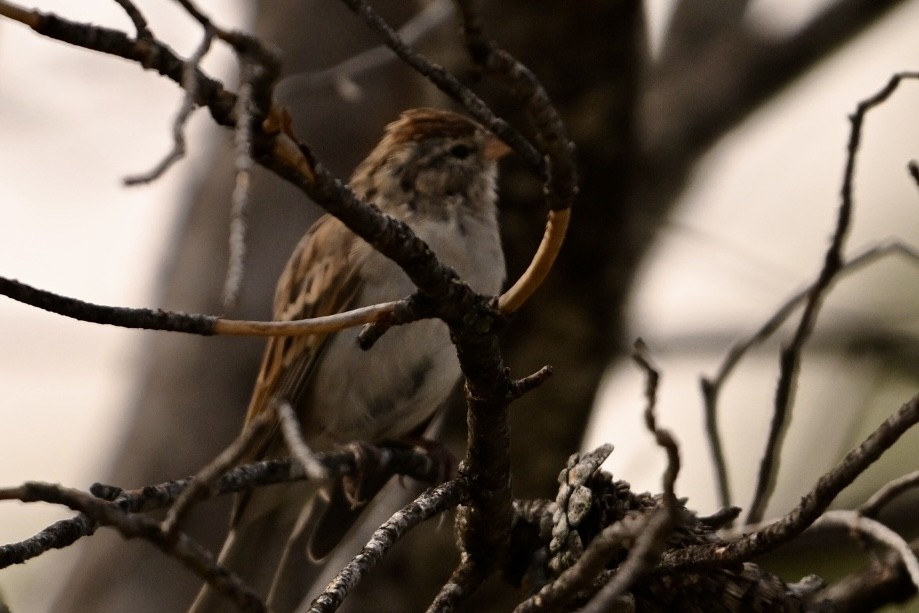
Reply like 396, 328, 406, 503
189, 108, 508, 613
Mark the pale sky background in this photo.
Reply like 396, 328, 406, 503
1, 1, 918, 611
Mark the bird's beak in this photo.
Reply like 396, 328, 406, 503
483, 133, 513, 161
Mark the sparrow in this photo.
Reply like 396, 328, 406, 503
189, 108, 509, 612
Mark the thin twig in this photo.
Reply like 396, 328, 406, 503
632, 340, 680, 498
222, 60, 255, 308
0, 276, 219, 334
161, 411, 274, 537
703, 239, 919, 510
581, 507, 673, 613
746, 72, 919, 525
0, 1, 238, 125
309, 479, 468, 613
700, 376, 732, 511
356, 293, 434, 349
0, 447, 441, 569
0, 514, 96, 567
499, 209, 570, 314
275, 401, 329, 482
578, 342, 681, 610
454, 0, 576, 314
124, 26, 214, 185
454, 0, 575, 206
515, 512, 649, 613
172, 0, 225, 36
112, 0, 151, 39
336, 0, 542, 172
507, 365, 554, 400
0, 482, 267, 612
217, 301, 399, 336
661, 393, 919, 571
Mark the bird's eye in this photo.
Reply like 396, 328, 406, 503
449, 144, 473, 159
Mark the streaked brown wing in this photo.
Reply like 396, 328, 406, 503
229, 215, 364, 527
243, 214, 364, 446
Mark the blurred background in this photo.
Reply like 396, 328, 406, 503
1, 1, 918, 611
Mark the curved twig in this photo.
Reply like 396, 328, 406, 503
498, 208, 570, 313
455, 1, 577, 312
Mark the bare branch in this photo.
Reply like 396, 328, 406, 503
809, 537, 919, 610
499, 208, 570, 314
217, 301, 400, 336
0, 275, 410, 337
0, 276, 219, 334
661, 393, 919, 571
161, 411, 274, 538
508, 365, 554, 400
275, 401, 329, 482
221, 59, 256, 308
0, 1, 238, 123
308, 479, 468, 613
704, 239, 919, 509
746, 72, 919, 524
337, 0, 541, 172
123, 26, 214, 185
0, 0, 38, 27
455, 0, 577, 314
575, 342, 681, 610
0, 445, 440, 570
632, 340, 680, 499
0, 514, 96, 567
0, 482, 267, 612
112, 0, 152, 39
